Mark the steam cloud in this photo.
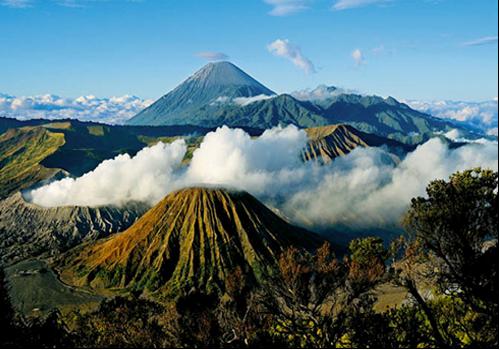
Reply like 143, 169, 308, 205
26, 125, 498, 231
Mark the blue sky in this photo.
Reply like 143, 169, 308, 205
0, 0, 497, 101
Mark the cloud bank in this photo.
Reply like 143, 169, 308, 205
267, 39, 316, 74
405, 99, 499, 136
26, 140, 187, 207
26, 125, 498, 233
0, 93, 154, 125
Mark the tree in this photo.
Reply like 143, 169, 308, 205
395, 168, 498, 347
260, 240, 389, 348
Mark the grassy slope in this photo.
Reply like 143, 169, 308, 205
6, 259, 102, 316
0, 127, 65, 199
59, 188, 324, 296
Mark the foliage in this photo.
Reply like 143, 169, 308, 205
394, 168, 499, 348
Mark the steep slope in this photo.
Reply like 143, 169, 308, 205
59, 187, 324, 295
0, 127, 65, 199
303, 124, 413, 164
127, 62, 275, 126
198, 94, 329, 128
316, 93, 459, 143
0, 192, 148, 264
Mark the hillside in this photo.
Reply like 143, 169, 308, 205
58, 187, 324, 295
199, 94, 329, 128
0, 127, 65, 199
303, 124, 413, 163
314, 93, 454, 143
0, 192, 147, 264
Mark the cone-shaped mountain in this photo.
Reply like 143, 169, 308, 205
58, 187, 324, 295
127, 62, 275, 126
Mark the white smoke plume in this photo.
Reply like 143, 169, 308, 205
26, 125, 498, 232
26, 140, 187, 207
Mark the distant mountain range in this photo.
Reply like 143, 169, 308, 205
127, 61, 476, 144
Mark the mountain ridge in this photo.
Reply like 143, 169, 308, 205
126, 62, 473, 144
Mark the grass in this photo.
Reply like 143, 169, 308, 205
373, 282, 408, 313
0, 127, 65, 199
6, 259, 103, 316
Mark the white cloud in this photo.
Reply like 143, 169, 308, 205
264, 0, 310, 16
461, 36, 498, 47
267, 39, 316, 74
332, 0, 389, 10
291, 85, 358, 101
0, 93, 154, 124
26, 125, 498, 233
233, 94, 275, 106
195, 51, 229, 61
26, 140, 188, 207
284, 138, 498, 229
210, 94, 276, 107
405, 99, 499, 135
351, 48, 365, 66
1, 0, 31, 7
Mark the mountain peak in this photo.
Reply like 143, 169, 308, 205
188, 61, 274, 92
58, 186, 323, 294
127, 62, 275, 126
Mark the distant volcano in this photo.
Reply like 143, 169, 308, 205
127, 61, 275, 126
58, 187, 324, 295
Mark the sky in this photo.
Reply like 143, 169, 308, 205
0, 0, 498, 101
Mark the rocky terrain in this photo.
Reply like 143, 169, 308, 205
0, 192, 148, 264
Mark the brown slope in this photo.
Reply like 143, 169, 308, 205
59, 187, 324, 295
303, 124, 413, 164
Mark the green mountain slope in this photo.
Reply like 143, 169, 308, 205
58, 187, 324, 296
316, 94, 455, 143
0, 127, 65, 199
192, 94, 329, 128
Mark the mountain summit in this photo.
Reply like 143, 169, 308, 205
58, 187, 323, 295
127, 62, 275, 126
188, 61, 273, 92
